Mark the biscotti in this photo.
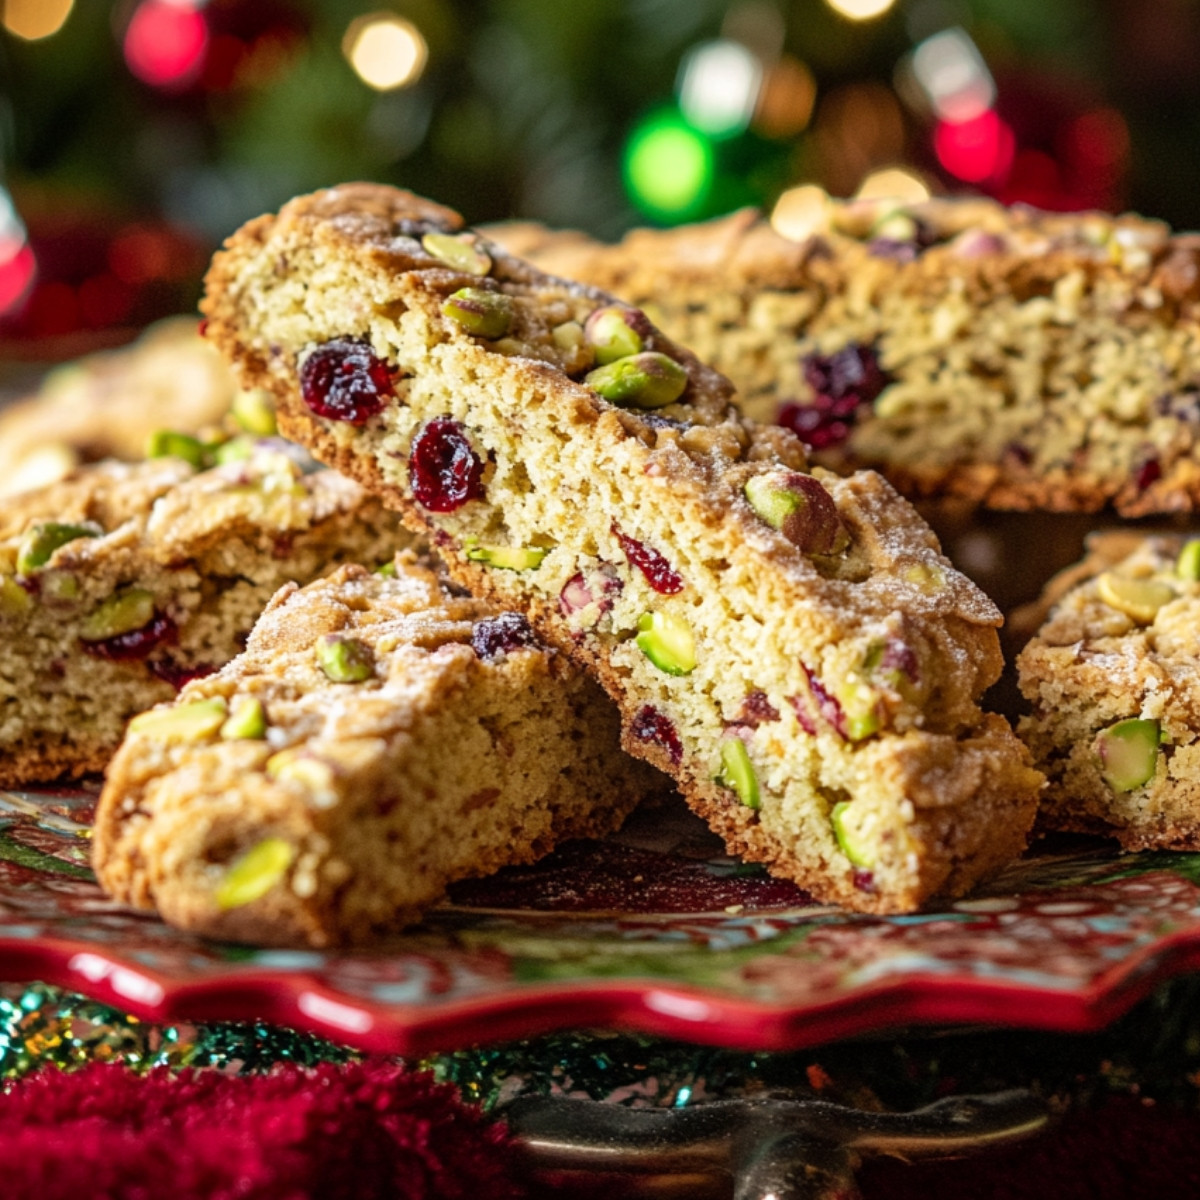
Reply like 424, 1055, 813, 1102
0, 317, 258, 498
0, 446, 403, 786
201, 183, 1043, 915
93, 558, 656, 946
1018, 535, 1200, 849
491, 199, 1200, 516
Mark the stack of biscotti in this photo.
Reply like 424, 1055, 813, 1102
200, 182, 1044, 916
0, 317, 273, 498
93, 557, 658, 947
1018, 535, 1200, 850
0, 445, 404, 786
490, 198, 1200, 517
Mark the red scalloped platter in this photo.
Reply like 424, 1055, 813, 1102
3, 784, 1200, 1056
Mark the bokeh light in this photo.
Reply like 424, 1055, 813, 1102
824, 0, 897, 22
935, 110, 1015, 184
0, 190, 35, 315
677, 39, 762, 138
623, 111, 714, 220
910, 28, 995, 123
123, 0, 208, 89
855, 167, 930, 204
771, 184, 830, 242
343, 14, 428, 92
3, 0, 73, 41
755, 55, 817, 138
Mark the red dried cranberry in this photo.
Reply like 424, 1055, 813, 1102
738, 690, 781, 728
299, 338, 394, 425
791, 663, 847, 739
878, 640, 920, 684
867, 238, 919, 262
779, 344, 890, 451
559, 564, 622, 618
1135, 456, 1162, 491
852, 868, 876, 894
471, 612, 538, 661
410, 417, 485, 512
148, 659, 217, 691
613, 525, 684, 594
83, 614, 178, 662
630, 705, 683, 764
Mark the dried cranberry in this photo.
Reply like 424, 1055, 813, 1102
472, 612, 539, 661
738, 690, 780, 728
630, 705, 683, 764
1004, 441, 1033, 467
778, 344, 890, 451
559, 564, 622, 619
867, 238, 919, 262
148, 659, 217, 691
878, 640, 920, 684
83, 614, 177, 662
852, 868, 876, 894
1135, 456, 1162, 491
613, 525, 684, 594
409, 417, 485, 511
791, 664, 847, 739
299, 338, 394, 425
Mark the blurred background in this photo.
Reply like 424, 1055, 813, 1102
1, 0, 1199, 357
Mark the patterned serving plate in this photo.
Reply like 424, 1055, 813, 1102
3, 785, 1200, 1056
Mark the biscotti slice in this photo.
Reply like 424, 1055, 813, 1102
490, 199, 1200, 516
0, 317, 262, 498
94, 558, 657, 946
201, 183, 1043, 915
0, 445, 404, 786
1018, 535, 1200, 849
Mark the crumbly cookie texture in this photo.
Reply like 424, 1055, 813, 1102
94, 559, 656, 947
1018, 535, 1200, 849
201, 182, 1042, 915
0, 318, 265, 498
0, 447, 404, 786
488, 198, 1200, 516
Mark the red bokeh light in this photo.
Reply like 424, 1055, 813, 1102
0, 243, 37, 315
124, 0, 209, 89
934, 110, 1016, 184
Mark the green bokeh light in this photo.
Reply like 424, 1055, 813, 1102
623, 110, 714, 220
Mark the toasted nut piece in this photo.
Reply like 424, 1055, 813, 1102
1094, 717, 1161, 792
584, 305, 645, 365
17, 521, 103, 575
215, 838, 296, 910
1177, 540, 1200, 582
129, 697, 228, 743
40, 570, 80, 605
315, 633, 375, 682
0, 577, 32, 618
584, 352, 688, 410
442, 287, 513, 338
214, 435, 256, 465
1096, 573, 1175, 623
466, 541, 548, 571
636, 611, 696, 676
423, 231, 492, 276
836, 679, 882, 741
717, 736, 760, 809
80, 588, 157, 642
220, 697, 268, 740
831, 800, 875, 867
902, 563, 947, 593
146, 430, 207, 469
744, 471, 850, 556
231, 388, 278, 436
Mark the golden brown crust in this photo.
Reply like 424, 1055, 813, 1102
202, 182, 1042, 914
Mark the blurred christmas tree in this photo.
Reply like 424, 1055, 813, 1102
1, 0, 1198, 351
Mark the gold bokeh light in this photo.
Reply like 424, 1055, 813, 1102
343, 14, 428, 91
771, 184, 830, 243
824, 0, 896, 21
3, 0, 74, 41
855, 167, 930, 204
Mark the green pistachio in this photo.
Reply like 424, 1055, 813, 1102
374, 560, 398, 578
214, 435, 256, 465
584, 352, 688, 410
465, 541, 548, 570
80, 588, 156, 642
1177, 540, 1200, 582
744, 472, 850, 556
0, 577, 32, 618
636, 611, 696, 676
40, 570, 80, 605
17, 521, 102, 575
1096, 573, 1175, 624
717, 736, 760, 809
215, 839, 296, 910
1094, 718, 1161, 793
231, 388, 278, 436
128, 697, 228, 743
316, 633, 375, 683
442, 287, 513, 339
422, 232, 492, 276
831, 800, 874, 867
146, 430, 208, 469
584, 305, 646, 365
220, 697, 268, 741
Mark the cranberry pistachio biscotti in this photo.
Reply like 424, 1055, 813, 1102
1018, 536, 1200, 849
201, 183, 1043, 914
0, 444, 404, 786
94, 558, 656, 946
493, 199, 1200, 516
